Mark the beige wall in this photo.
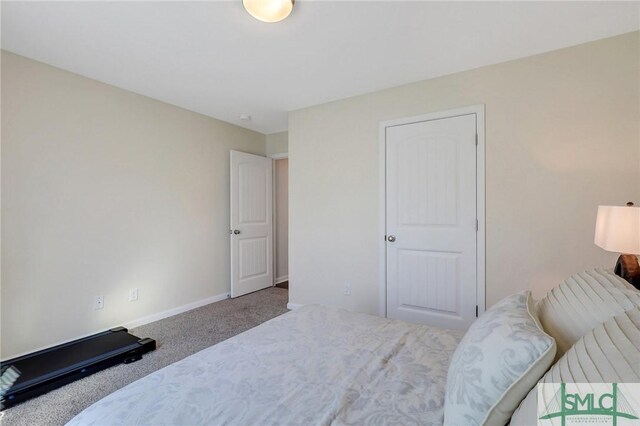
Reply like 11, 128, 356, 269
1, 51, 266, 358
289, 32, 640, 315
266, 132, 288, 155
275, 159, 289, 281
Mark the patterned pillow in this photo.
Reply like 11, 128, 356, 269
511, 307, 640, 425
536, 268, 640, 358
443, 291, 556, 426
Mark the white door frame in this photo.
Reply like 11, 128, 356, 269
269, 152, 288, 160
378, 105, 486, 319
268, 152, 288, 285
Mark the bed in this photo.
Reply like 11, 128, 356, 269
67, 305, 462, 425
67, 269, 640, 426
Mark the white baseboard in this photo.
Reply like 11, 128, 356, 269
2, 292, 230, 361
275, 275, 289, 284
287, 302, 303, 310
124, 292, 230, 329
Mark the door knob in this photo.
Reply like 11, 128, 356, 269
387, 235, 396, 242
233, 229, 241, 235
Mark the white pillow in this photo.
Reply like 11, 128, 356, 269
443, 291, 556, 426
536, 268, 640, 358
511, 307, 640, 425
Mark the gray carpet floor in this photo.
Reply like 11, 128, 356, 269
2, 287, 289, 426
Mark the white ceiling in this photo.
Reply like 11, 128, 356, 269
2, 1, 639, 134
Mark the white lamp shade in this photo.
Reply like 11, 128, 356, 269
594, 205, 640, 255
243, 0, 294, 23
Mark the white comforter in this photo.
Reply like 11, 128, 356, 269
67, 305, 462, 426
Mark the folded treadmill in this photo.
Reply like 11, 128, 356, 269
0, 327, 155, 409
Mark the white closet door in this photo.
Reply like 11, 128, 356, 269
230, 150, 273, 298
386, 114, 477, 330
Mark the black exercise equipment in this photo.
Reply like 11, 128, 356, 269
0, 327, 155, 409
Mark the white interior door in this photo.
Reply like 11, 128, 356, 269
230, 150, 273, 298
385, 113, 478, 330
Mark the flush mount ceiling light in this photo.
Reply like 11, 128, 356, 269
242, 0, 294, 23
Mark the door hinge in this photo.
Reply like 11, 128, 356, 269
476, 305, 479, 317
475, 133, 478, 145
475, 219, 479, 232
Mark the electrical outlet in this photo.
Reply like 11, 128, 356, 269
343, 282, 351, 296
129, 288, 138, 302
94, 295, 104, 310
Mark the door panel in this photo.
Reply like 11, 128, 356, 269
397, 135, 458, 226
230, 151, 273, 298
239, 237, 269, 280
386, 114, 477, 330
238, 162, 268, 224
397, 249, 458, 314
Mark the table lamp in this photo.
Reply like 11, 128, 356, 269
594, 202, 640, 289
